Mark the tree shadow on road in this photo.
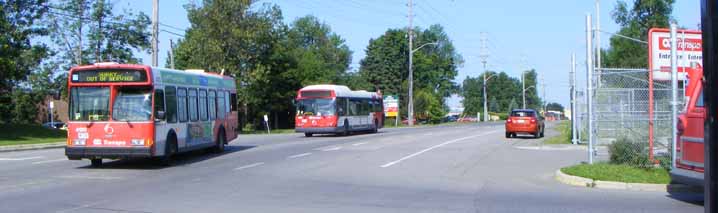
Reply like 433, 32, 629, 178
75, 145, 256, 170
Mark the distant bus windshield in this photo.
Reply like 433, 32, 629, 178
297, 99, 335, 116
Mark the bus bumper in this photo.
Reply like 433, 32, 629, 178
670, 167, 704, 186
295, 127, 341, 134
65, 147, 152, 160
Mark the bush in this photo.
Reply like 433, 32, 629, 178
608, 136, 653, 168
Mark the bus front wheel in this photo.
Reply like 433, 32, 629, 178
90, 159, 102, 167
305, 133, 313, 137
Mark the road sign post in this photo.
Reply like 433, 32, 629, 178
49, 101, 54, 128
264, 114, 270, 134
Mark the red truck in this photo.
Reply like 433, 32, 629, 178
672, 65, 705, 186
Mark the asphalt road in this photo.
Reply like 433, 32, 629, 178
0, 121, 704, 212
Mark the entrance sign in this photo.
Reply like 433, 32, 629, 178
649, 28, 702, 81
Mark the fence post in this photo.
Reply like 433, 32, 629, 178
571, 54, 578, 145
585, 14, 595, 164
669, 23, 678, 169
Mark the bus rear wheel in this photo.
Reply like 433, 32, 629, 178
305, 133, 313, 137
214, 129, 226, 153
90, 159, 102, 167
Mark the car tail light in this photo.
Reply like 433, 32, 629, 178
530, 119, 536, 123
506, 118, 512, 123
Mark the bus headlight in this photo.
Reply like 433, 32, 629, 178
73, 139, 86, 146
131, 139, 145, 146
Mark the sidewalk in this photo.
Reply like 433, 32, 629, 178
0, 142, 65, 153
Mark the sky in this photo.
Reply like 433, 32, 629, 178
123, 0, 702, 110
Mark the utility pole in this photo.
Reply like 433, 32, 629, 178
407, 0, 414, 126
522, 71, 527, 109
169, 39, 175, 69
571, 53, 578, 144
700, 0, 717, 210
586, 14, 595, 164
595, 0, 602, 87
669, 23, 678, 170
480, 32, 490, 122
151, 0, 159, 67
541, 75, 547, 116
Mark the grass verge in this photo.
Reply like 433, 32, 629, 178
561, 163, 670, 184
543, 121, 572, 145
0, 124, 67, 146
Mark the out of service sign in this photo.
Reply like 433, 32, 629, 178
648, 28, 702, 81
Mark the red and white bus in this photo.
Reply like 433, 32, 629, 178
295, 85, 383, 137
65, 63, 238, 167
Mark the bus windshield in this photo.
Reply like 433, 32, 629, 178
70, 87, 111, 121
297, 99, 335, 116
112, 87, 153, 121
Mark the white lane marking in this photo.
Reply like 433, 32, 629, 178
423, 133, 433, 136
352, 142, 367, 146
57, 175, 123, 180
287, 152, 312, 159
0, 156, 45, 161
31, 158, 67, 164
315, 146, 342, 151
233, 162, 265, 171
380, 130, 499, 168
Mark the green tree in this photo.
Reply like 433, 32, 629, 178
359, 24, 461, 118
0, 0, 50, 123
604, 0, 674, 68
173, 2, 351, 128
489, 96, 499, 112
460, 76, 483, 116
521, 69, 541, 110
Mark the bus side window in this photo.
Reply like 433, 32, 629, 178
208, 90, 216, 120
177, 88, 188, 122
217, 91, 225, 119
225, 91, 231, 113
230, 93, 237, 111
361, 99, 369, 115
165, 86, 177, 123
154, 89, 165, 121
199, 89, 208, 121
189, 88, 198, 122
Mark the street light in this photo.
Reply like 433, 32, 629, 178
521, 70, 533, 109
408, 41, 438, 126
482, 72, 497, 122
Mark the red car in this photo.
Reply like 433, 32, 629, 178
672, 66, 704, 186
505, 109, 544, 138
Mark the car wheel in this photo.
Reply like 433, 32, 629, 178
505, 132, 511, 138
540, 127, 545, 137
90, 159, 102, 167
305, 133, 313, 137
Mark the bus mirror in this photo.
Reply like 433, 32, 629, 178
156, 111, 166, 120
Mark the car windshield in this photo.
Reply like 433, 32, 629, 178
297, 98, 335, 116
112, 87, 153, 121
511, 111, 535, 117
70, 87, 110, 121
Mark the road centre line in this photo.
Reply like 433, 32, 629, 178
287, 152, 312, 159
32, 158, 67, 164
380, 130, 499, 168
234, 162, 265, 170
0, 156, 45, 161
315, 146, 342, 151
352, 142, 368, 146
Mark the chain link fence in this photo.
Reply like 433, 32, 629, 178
578, 68, 684, 164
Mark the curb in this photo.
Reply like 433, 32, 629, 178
0, 142, 66, 153
555, 169, 702, 193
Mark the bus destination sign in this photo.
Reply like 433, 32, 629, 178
72, 69, 148, 83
